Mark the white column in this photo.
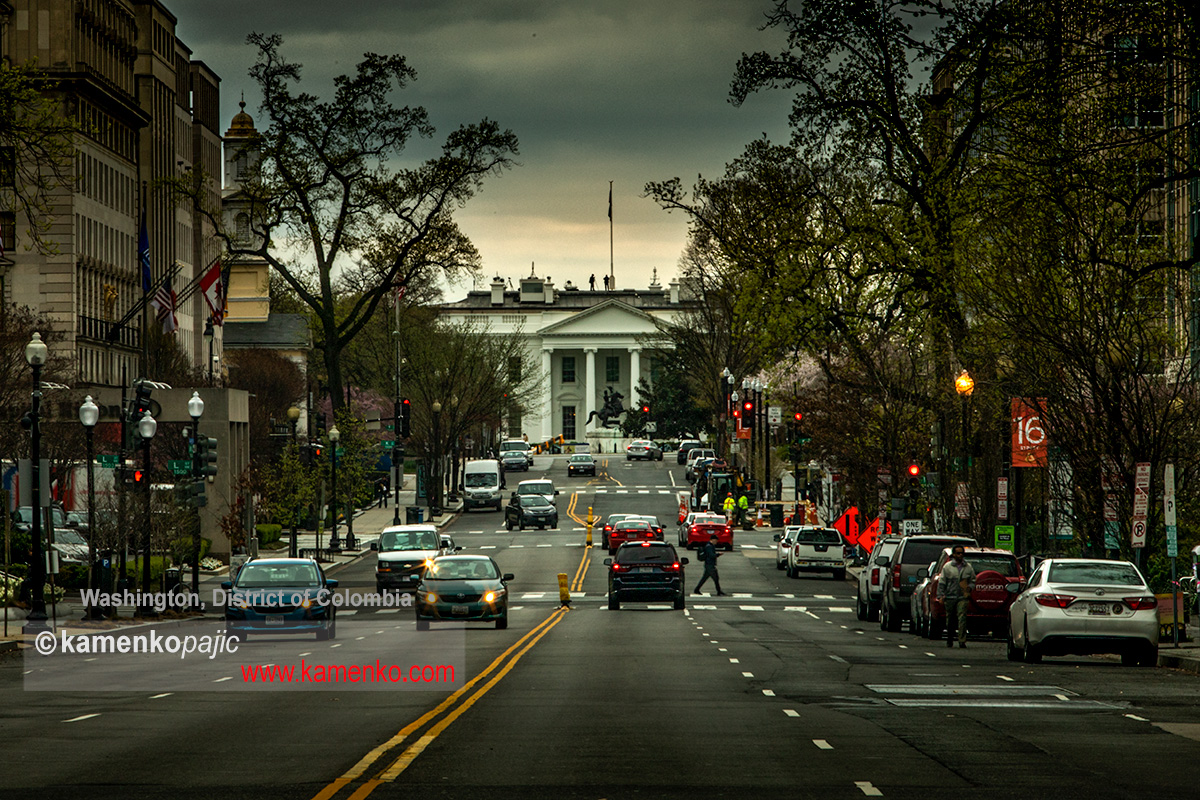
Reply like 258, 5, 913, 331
541, 348, 554, 442
628, 347, 641, 406
584, 348, 597, 434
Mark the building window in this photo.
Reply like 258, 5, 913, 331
507, 409, 522, 439
562, 355, 575, 383
0, 147, 14, 187
508, 355, 522, 383
235, 213, 250, 241
562, 406, 576, 440
0, 212, 14, 255
605, 356, 620, 383
649, 358, 660, 385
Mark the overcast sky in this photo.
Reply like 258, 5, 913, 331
172, 0, 794, 298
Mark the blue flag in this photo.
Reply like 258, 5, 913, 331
139, 211, 151, 292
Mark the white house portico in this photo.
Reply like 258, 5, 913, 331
439, 272, 701, 449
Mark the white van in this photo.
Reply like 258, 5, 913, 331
462, 459, 504, 511
500, 439, 534, 467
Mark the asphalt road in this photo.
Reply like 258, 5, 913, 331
3, 456, 1199, 799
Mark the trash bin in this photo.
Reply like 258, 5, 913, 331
769, 504, 784, 528
163, 566, 181, 593
407, 506, 424, 525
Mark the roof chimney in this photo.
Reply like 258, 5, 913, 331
490, 276, 505, 306
669, 279, 680, 304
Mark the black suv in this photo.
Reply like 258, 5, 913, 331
605, 541, 688, 610
879, 534, 976, 632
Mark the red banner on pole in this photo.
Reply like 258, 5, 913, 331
1011, 398, 1048, 467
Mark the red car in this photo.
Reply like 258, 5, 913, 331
601, 514, 635, 550
683, 513, 733, 551
918, 547, 1024, 639
608, 519, 657, 554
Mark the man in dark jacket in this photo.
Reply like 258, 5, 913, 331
693, 534, 726, 596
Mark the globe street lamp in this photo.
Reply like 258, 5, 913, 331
955, 370, 974, 536
328, 425, 341, 551
137, 409, 157, 617
79, 396, 100, 620
287, 405, 301, 558
22, 332, 50, 633
188, 391, 205, 600
760, 381, 770, 501
431, 401, 442, 517
720, 368, 733, 460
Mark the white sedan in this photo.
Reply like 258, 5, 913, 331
1007, 558, 1159, 666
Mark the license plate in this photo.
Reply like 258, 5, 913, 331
1088, 602, 1108, 615
635, 567, 654, 573
265, 615, 284, 626
451, 604, 470, 615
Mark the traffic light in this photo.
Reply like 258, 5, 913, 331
132, 469, 145, 487
316, 412, 328, 438
929, 420, 942, 461
907, 463, 921, 478
743, 400, 754, 414
196, 436, 218, 477
793, 411, 803, 423
640, 403, 650, 414
400, 398, 411, 437
312, 443, 324, 459
132, 380, 153, 417
189, 480, 208, 508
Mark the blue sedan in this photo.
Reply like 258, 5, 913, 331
222, 558, 338, 640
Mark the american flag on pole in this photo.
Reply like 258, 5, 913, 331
150, 276, 178, 333
138, 210, 151, 292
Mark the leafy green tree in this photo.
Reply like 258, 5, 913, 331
620, 372, 707, 441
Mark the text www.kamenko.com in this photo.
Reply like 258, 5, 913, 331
241, 660, 455, 684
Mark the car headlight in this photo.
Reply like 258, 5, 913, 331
423, 592, 439, 604
484, 589, 506, 603
300, 596, 314, 609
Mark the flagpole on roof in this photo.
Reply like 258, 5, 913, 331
608, 180, 614, 289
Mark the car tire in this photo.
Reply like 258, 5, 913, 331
1022, 620, 1041, 663
725, 543, 733, 552
673, 594, 685, 610
856, 592, 868, 621
416, 618, 430, 632
777, 558, 786, 571
832, 568, 846, 581
1006, 627, 1023, 661
608, 593, 620, 610
519, 522, 526, 531
506, 519, 513, 531
496, 614, 508, 630
882, 601, 901, 632
552, 523, 558, 530
867, 601, 880, 623
786, 563, 798, 579
928, 617, 943, 640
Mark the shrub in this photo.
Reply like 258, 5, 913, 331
256, 524, 282, 546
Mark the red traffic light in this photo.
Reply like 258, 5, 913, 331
907, 463, 921, 477
640, 404, 650, 414
732, 408, 741, 418
743, 401, 754, 411
793, 412, 803, 422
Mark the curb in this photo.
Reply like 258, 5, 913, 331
1158, 650, 1200, 674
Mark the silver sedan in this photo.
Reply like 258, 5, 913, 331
1007, 558, 1159, 666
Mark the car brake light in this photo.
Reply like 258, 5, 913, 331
641, 541, 651, 546
892, 563, 901, 588
1034, 593, 1076, 609
871, 568, 880, 586
1123, 596, 1157, 611
611, 563, 626, 572
724, 525, 731, 536
665, 562, 681, 571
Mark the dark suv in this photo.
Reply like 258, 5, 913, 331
605, 541, 688, 610
879, 534, 976, 632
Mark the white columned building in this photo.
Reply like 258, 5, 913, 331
439, 271, 698, 450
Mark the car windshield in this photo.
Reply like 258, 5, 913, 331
465, 473, 495, 487
616, 545, 678, 564
695, 516, 725, 525
518, 483, 551, 495
1048, 562, 1143, 586
236, 563, 322, 588
616, 520, 651, 530
54, 530, 87, 546
607, 514, 632, 525
632, 516, 659, 526
570, 455, 591, 462
426, 559, 499, 580
379, 530, 439, 552
797, 528, 841, 544
501, 442, 529, 452
520, 495, 551, 508
966, 554, 1019, 576
903, 540, 970, 564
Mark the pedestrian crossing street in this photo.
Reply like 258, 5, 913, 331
859, 684, 1123, 711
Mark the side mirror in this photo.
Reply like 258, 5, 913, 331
773, 534, 781, 542
369, 542, 379, 551
326, 579, 339, 589
455, 546, 464, 552
554, 489, 560, 495
66, 519, 79, 528
502, 573, 514, 581
680, 557, 690, 565
220, 581, 232, 590
603, 558, 613, 566
876, 556, 890, 567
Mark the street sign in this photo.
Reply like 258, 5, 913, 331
954, 482, 969, 519
1131, 461, 1150, 548
382, 440, 395, 449
645, 421, 657, 433
997, 477, 1008, 521
1165, 463, 1177, 557
900, 519, 922, 536
96, 454, 119, 468
168, 459, 192, 476
994, 525, 1015, 552
767, 406, 781, 425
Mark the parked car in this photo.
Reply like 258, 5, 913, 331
373, 525, 451, 592
626, 439, 663, 461
500, 450, 529, 472
608, 519, 657, 553
605, 541, 688, 610
50, 528, 89, 565
1007, 558, 1158, 666
416, 554, 513, 630
677, 439, 703, 465
516, 478, 559, 506
879, 534, 977, 632
505, 494, 558, 530
784, 526, 847, 580
681, 513, 732, 551
909, 561, 938, 637
918, 547, 1024, 639
676, 511, 702, 546
856, 536, 902, 622
222, 558, 338, 640
567, 453, 597, 477
774, 526, 801, 570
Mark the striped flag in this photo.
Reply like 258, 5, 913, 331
199, 261, 224, 325
150, 276, 178, 333
138, 211, 151, 292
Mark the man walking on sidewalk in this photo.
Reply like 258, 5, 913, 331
693, 534, 726, 596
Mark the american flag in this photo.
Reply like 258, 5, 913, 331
150, 276, 178, 333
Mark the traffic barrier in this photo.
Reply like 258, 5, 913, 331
557, 572, 571, 607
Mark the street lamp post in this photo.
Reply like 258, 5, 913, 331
431, 401, 442, 517
743, 378, 753, 487
137, 410, 157, 617
955, 370, 974, 537
393, 329, 403, 525
22, 333, 50, 633
761, 381, 770, 501
203, 318, 214, 386
328, 425, 341, 551
288, 405, 300, 558
188, 392, 205, 599
79, 396, 100, 620
720, 368, 733, 460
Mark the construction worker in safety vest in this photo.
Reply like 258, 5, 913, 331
722, 492, 736, 522
737, 493, 750, 525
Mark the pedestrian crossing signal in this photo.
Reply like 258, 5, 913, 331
132, 469, 145, 485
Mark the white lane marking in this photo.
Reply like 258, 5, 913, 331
213, 676, 233, 683
777, 593, 795, 598
468, 530, 483, 534
355, 636, 365, 641
521, 592, 546, 599
509, 606, 524, 610
783, 709, 800, 717
637, 489, 650, 494
742, 544, 759, 549
718, 648, 728, 652
694, 605, 717, 609
784, 606, 809, 612
855, 781, 883, 796
876, 637, 885, 641
856, 631, 866, 635
298, 652, 311, 657
740, 605, 765, 611
63, 714, 100, 723
646, 604, 672, 609
537, 544, 553, 548
742, 672, 754, 678
816, 594, 835, 599
762, 689, 776, 696
330, 644, 342, 648
814, 739, 834, 750
805, 611, 820, 619
480, 545, 497, 550
1055, 694, 1070, 702
997, 675, 1015, 681
829, 655, 848, 664
339, 610, 357, 616
1125, 714, 1150, 722
925, 652, 937, 658
570, 592, 586, 598
702, 634, 711, 638
867, 685, 1078, 696
898, 645, 908, 649
670, 471, 677, 487
84, 658, 98, 662
829, 607, 854, 613
150, 693, 173, 699
840, 625, 849, 629
729, 658, 740, 663
378, 609, 399, 614
733, 592, 753, 597
510, 545, 525, 548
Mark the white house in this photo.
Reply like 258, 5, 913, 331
439, 271, 700, 448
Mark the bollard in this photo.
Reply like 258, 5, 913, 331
586, 506, 594, 547
557, 572, 571, 607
